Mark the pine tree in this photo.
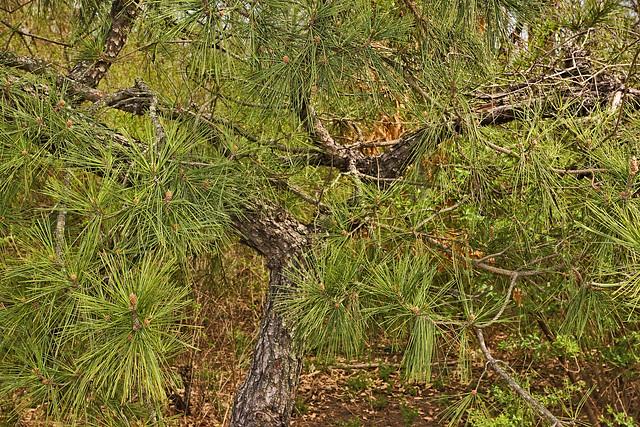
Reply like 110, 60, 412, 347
1, 0, 640, 426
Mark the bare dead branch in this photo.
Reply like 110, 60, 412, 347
477, 274, 519, 329
1, 19, 72, 47
474, 328, 571, 427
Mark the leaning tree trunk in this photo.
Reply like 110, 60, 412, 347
66, 0, 139, 88
229, 203, 311, 427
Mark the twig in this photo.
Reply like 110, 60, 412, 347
0, 0, 35, 13
114, 41, 158, 61
524, 30, 591, 75
180, 110, 312, 153
424, 236, 556, 278
350, 120, 364, 146
1, 19, 72, 47
404, 71, 433, 104
551, 168, 607, 175
400, 0, 426, 37
474, 327, 570, 426
588, 281, 627, 288
483, 139, 519, 158
267, 178, 330, 214
414, 197, 468, 231
521, 253, 561, 268
476, 243, 514, 263
55, 172, 71, 266
477, 274, 519, 329
351, 169, 414, 183
483, 138, 608, 176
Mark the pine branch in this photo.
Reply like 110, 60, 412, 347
477, 274, 519, 329
476, 244, 515, 264
87, 82, 150, 116
551, 168, 608, 176
474, 327, 572, 427
423, 236, 559, 278
0, 50, 111, 102
299, 101, 436, 180
0, 1, 34, 13
134, 78, 165, 149
0, 49, 49, 74
482, 138, 608, 177
4, 46, 635, 187
413, 197, 469, 231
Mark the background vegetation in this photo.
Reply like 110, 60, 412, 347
1, 0, 640, 426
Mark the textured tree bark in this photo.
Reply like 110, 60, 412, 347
229, 203, 311, 427
66, 0, 139, 88
229, 263, 305, 427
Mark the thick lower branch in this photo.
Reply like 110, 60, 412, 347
299, 102, 366, 173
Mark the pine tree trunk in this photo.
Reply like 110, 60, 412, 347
229, 264, 304, 427
229, 203, 310, 427
66, 0, 139, 88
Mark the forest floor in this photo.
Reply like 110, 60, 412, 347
169, 328, 572, 427
165, 246, 585, 427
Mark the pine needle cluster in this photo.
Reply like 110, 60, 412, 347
2, 0, 640, 424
